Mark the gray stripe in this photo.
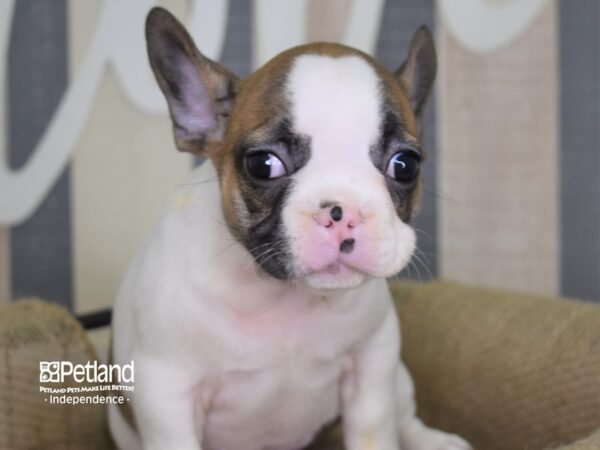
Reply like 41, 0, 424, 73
194, 0, 253, 167
375, 0, 436, 280
8, 1, 72, 308
560, 0, 600, 302
220, 0, 253, 77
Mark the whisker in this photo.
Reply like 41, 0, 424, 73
396, 260, 412, 280
213, 218, 241, 238
255, 247, 278, 264
411, 251, 433, 281
242, 240, 285, 272
412, 226, 435, 244
422, 183, 460, 206
177, 176, 219, 188
259, 249, 286, 269
209, 241, 239, 262
414, 247, 433, 267
242, 249, 268, 272
411, 259, 424, 282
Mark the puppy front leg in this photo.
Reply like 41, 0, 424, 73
396, 363, 471, 450
342, 312, 400, 450
134, 357, 204, 450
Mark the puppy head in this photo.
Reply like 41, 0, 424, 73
146, 8, 436, 290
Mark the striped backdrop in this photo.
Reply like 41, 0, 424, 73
0, 0, 598, 314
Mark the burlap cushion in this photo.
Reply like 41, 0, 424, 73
392, 281, 600, 450
0, 299, 112, 450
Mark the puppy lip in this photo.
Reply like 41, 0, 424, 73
301, 261, 366, 278
325, 262, 341, 275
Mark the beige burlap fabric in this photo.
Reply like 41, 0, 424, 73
0, 299, 112, 450
392, 281, 600, 450
553, 428, 600, 450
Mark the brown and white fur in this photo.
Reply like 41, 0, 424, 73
109, 7, 471, 450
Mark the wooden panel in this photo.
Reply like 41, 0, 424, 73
438, 2, 559, 295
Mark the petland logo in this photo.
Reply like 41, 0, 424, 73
39, 361, 135, 406
40, 361, 134, 384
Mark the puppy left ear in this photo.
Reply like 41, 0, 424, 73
146, 7, 239, 155
396, 26, 437, 118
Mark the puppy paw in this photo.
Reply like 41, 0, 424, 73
422, 430, 471, 450
399, 423, 472, 450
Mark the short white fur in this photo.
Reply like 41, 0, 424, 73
284, 55, 416, 289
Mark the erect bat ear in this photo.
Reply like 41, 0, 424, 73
396, 26, 437, 118
145, 7, 239, 155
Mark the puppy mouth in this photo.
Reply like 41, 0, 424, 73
321, 261, 363, 276
300, 255, 369, 277
256, 259, 367, 289
297, 261, 368, 290
301, 260, 368, 281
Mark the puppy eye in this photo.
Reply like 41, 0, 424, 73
245, 152, 287, 179
386, 151, 421, 183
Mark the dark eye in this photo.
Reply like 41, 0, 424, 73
245, 152, 286, 179
386, 151, 421, 183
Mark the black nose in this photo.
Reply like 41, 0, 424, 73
330, 206, 343, 222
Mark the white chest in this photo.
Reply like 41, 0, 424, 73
202, 351, 348, 450
195, 288, 384, 450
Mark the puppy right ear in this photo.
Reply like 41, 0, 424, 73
145, 7, 239, 155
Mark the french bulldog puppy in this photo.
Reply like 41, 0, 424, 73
108, 7, 471, 450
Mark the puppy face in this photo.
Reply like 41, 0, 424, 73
146, 8, 436, 290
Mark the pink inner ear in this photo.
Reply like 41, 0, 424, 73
173, 56, 218, 134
